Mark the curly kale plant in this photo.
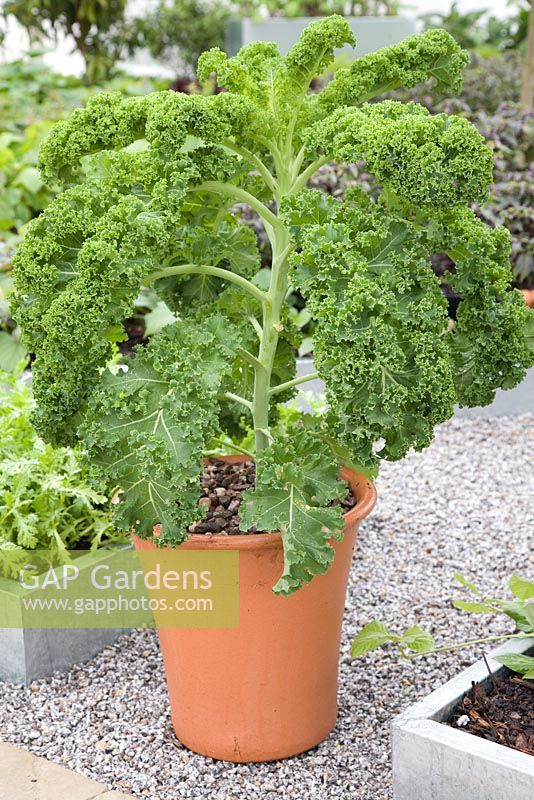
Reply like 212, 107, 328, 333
12, 17, 534, 594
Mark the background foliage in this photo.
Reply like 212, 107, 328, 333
255, 0, 400, 16
0, 368, 124, 556
128, 0, 231, 76
2, 0, 129, 83
421, 0, 530, 55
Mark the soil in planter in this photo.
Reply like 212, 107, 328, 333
187, 458, 356, 535
118, 317, 147, 356
447, 673, 534, 756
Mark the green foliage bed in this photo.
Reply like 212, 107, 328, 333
0, 368, 124, 558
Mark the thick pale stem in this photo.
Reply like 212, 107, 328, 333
211, 438, 254, 458
189, 136, 302, 452
237, 348, 264, 371
190, 181, 281, 233
290, 155, 330, 195
291, 145, 307, 181
146, 263, 266, 305
224, 391, 253, 411
222, 140, 278, 193
269, 371, 320, 397
249, 316, 263, 339
252, 225, 292, 451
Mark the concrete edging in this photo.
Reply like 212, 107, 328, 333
391, 637, 534, 800
0, 548, 128, 684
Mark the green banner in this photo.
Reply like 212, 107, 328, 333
0, 548, 239, 629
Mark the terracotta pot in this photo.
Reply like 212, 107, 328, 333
133, 457, 376, 762
521, 289, 534, 308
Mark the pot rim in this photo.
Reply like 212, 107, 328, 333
160, 455, 377, 551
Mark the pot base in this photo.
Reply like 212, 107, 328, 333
172, 711, 338, 763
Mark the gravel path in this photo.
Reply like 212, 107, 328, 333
0, 415, 533, 800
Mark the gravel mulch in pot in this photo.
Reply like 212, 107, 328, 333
189, 458, 356, 535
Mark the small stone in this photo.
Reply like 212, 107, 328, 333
95, 739, 109, 750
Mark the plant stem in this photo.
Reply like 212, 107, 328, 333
290, 155, 330, 194
249, 315, 263, 339
252, 224, 292, 451
257, 136, 284, 168
195, 128, 317, 452
224, 392, 253, 411
237, 348, 264, 371
291, 145, 307, 181
269, 371, 320, 397
211, 438, 254, 458
245, 133, 320, 449
190, 181, 281, 233
145, 263, 266, 305
409, 632, 531, 660
222, 140, 278, 193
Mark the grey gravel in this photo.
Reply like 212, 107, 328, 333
0, 415, 533, 799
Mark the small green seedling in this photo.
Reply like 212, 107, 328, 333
352, 574, 534, 677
